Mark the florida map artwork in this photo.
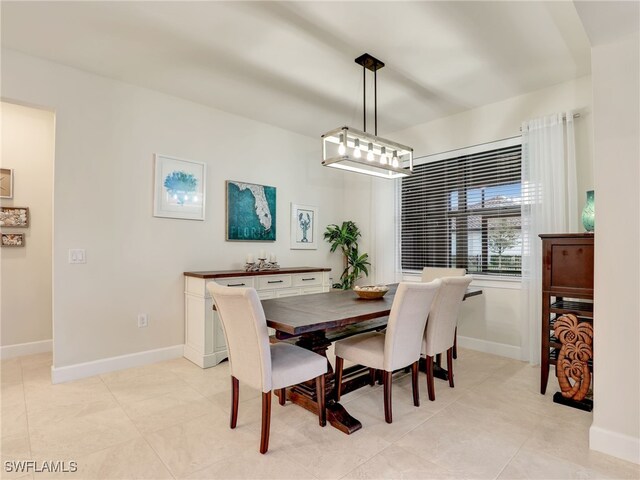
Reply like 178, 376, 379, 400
226, 181, 276, 241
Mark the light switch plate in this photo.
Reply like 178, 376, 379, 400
68, 249, 86, 264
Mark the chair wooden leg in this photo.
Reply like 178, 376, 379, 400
316, 375, 326, 427
447, 348, 455, 388
278, 388, 286, 406
453, 327, 458, 359
383, 371, 393, 424
369, 368, 376, 386
335, 356, 344, 401
411, 361, 420, 407
426, 355, 436, 401
259, 392, 271, 454
230, 376, 239, 429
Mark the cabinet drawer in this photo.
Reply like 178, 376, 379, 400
256, 275, 292, 290
212, 277, 254, 288
275, 288, 301, 298
257, 290, 275, 300
301, 286, 324, 295
292, 273, 323, 287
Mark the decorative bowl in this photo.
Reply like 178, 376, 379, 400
353, 285, 389, 300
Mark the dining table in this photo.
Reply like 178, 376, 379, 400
261, 283, 482, 434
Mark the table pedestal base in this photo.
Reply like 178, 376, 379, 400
274, 331, 383, 434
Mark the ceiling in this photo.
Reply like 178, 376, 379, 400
1, 1, 592, 138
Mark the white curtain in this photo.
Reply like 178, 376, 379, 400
521, 113, 578, 364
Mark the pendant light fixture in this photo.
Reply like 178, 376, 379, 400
321, 53, 413, 178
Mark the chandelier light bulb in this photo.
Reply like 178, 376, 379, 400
392, 151, 399, 168
353, 138, 361, 158
367, 143, 374, 161
338, 134, 346, 156
379, 146, 387, 165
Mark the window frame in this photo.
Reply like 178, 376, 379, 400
398, 136, 522, 278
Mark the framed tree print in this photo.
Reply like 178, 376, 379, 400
290, 203, 318, 250
153, 154, 206, 220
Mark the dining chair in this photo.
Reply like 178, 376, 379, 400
421, 267, 466, 358
420, 267, 466, 282
207, 282, 327, 454
421, 275, 473, 401
333, 281, 440, 423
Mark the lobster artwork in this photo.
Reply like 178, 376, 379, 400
298, 212, 311, 242
554, 313, 593, 401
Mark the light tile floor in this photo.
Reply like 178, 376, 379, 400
1, 349, 639, 479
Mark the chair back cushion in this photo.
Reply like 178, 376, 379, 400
383, 280, 440, 371
421, 267, 466, 283
207, 282, 272, 392
423, 275, 473, 356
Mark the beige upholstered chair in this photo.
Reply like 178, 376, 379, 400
421, 267, 466, 358
207, 282, 327, 454
421, 275, 473, 400
334, 281, 440, 423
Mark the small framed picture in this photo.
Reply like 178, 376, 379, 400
290, 203, 318, 250
0, 207, 29, 228
0, 168, 13, 199
1, 233, 24, 247
153, 154, 206, 221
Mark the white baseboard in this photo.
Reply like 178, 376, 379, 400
51, 344, 184, 384
183, 344, 228, 368
457, 335, 522, 360
0, 339, 52, 359
590, 425, 640, 465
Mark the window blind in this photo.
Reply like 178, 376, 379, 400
400, 142, 522, 276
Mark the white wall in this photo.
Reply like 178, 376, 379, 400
1, 49, 346, 369
0, 102, 54, 354
590, 32, 640, 464
344, 76, 594, 358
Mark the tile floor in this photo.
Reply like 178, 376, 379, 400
1, 348, 638, 479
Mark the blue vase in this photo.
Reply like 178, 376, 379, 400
582, 190, 595, 232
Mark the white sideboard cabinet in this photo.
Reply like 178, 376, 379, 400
183, 267, 331, 368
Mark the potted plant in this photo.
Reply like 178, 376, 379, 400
324, 221, 370, 290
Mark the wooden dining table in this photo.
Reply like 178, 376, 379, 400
261, 283, 482, 434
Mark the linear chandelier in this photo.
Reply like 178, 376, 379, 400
321, 53, 413, 179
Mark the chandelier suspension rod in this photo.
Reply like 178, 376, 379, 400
363, 64, 367, 133
374, 68, 378, 136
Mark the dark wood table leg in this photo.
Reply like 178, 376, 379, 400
419, 357, 450, 381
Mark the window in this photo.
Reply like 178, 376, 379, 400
400, 139, 522, 277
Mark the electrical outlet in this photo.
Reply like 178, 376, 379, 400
68, 249, 86, 264
137, 313, 148, 328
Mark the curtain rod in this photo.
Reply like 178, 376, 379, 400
520, 112, 581, 131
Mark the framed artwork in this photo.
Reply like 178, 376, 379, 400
153, 154, 206, 220
1, 233, 24, 247
0, 207, 29, 228
0, 168, 13, 199
290, 203, 318, 250
226, 180, 276, 241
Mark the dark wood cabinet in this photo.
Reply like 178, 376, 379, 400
539, 233, 594, 397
